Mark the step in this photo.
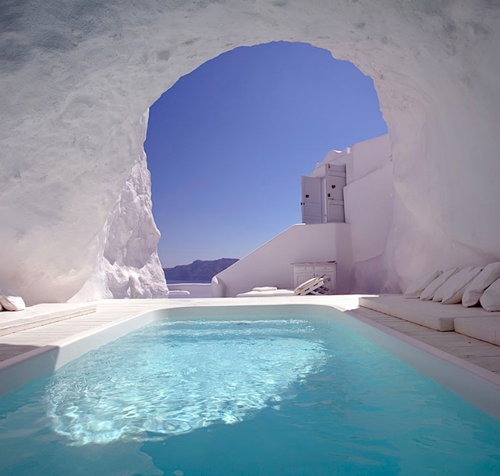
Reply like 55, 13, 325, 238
0, 303, 97, 337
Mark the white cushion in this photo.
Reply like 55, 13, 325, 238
440, 266, 483, 304
0, 302, 3, 311
480, 278, 500, 312
462, 262, 500, 307
0, 282, 26, 311
252, 286, 278, 292
359, 294, 500, 332
433, 267, 471, 302
420, 268, 458, 301
404, 270, 442, 299
454, 316, 500, 346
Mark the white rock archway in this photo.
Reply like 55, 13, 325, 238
1, 0, 499, 304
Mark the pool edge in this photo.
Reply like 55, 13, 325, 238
1, 300, 500, 421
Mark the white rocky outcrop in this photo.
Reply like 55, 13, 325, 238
70, 112, 168, 301
0, 0, 499, 303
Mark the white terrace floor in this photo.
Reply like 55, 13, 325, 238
1, 295, 500, 380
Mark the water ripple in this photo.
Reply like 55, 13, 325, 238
45, 319, 327, 445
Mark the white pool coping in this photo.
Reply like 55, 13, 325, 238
1, 297, 500, 422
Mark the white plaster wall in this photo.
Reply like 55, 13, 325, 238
322, 135, 391, 185
214, 223, 353, 297
168, 283, 212, 299
1, 0, 500, 302
316, 135, 392, 293
344, 163, 394, 265
350, 135, 392, 183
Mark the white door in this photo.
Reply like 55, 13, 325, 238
327, 201, 345, 223
301, 176, 322, 224
325, 168, 346, 223
325, 169, 346, 201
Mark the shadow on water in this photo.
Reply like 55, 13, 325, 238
136, 368, 401, 476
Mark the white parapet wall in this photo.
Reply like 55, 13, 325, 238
345, 163, 394, 261
213, 223, 353, 298
350, 135, 392, 184
324, 134, 394, 293
167, 283, 212, 299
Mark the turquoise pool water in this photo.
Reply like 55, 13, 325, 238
0, 313, 499, 475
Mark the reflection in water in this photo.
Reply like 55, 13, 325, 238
44, 319, 327, 445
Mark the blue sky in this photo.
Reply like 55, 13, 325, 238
145, 41, 387, 268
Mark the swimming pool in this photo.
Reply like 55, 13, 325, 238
0, 305, 499, 475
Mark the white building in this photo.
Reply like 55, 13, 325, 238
212, 134, 393, 297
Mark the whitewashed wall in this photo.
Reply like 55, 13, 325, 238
344, 164, 393, 265
313, 135, 392, 293
214, 223, 353, 297
168, 283, 212, 299
350, 135, 392, 183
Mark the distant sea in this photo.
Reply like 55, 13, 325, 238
166, 280, 211, 284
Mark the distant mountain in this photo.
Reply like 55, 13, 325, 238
163, 258, 239, 283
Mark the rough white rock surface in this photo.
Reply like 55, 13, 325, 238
70, 112, 168, 301
0, 0, 499, 303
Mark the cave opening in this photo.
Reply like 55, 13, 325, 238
144, 41, 388, 289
